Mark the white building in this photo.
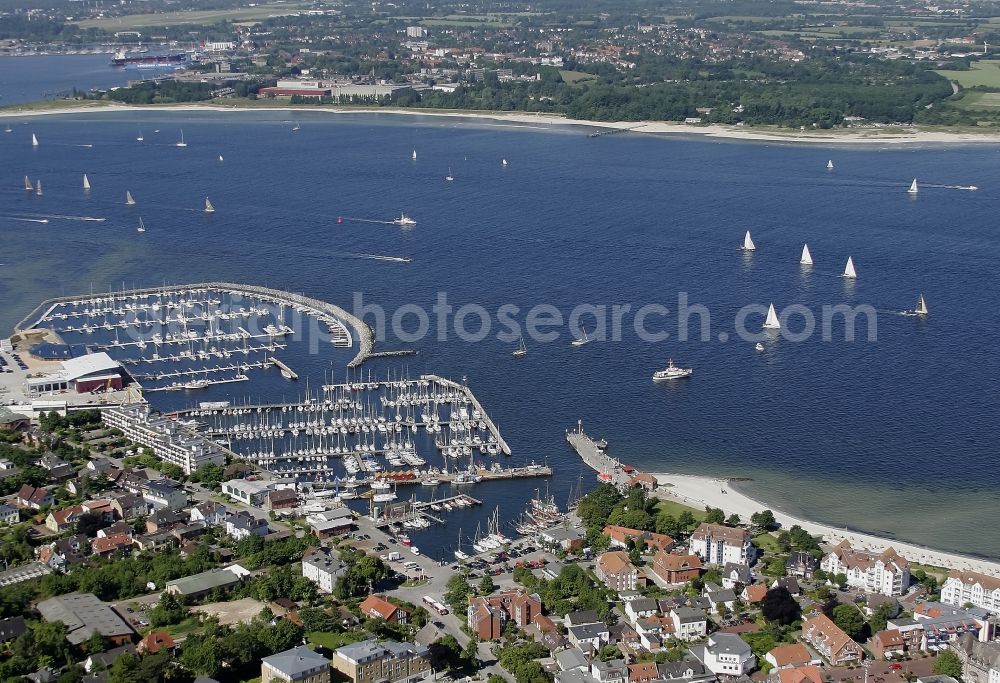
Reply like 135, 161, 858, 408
821, 541, 910, 596
406, 26, 428, 38
0, 503, 19, 525
103, 404, 226, 475
302, 547, 346, 594
670, 607, 708, 641
689, 523, 752, 565
941, 571, 1000, 615
694, 633, 756, 676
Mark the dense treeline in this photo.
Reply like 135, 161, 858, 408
107, 80, 214, 104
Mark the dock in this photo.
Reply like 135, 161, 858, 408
586, 126, 640, 138
271, 357, 298, 380
424, 374, 511, 456
379, 464, 551, 486
566, 420, 626, 485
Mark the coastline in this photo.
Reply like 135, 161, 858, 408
651, 472, 1000, 577
4, 100, 1000, 145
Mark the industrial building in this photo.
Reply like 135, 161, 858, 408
36, 592, 136, 647
25, 352, 131, 397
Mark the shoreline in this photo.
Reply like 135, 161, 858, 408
5, 101, 1000, 145
650, 472, 1000, 576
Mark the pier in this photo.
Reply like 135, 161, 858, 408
566, 420, 627, 485
378, 463, 551, 486
424, 374, 511, 456
586, 126, 640, 138
271, 357, 298, 380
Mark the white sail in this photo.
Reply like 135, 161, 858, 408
843, 256, 857, 279
126, 191, 135, 205
826, 160, 834, 170
908, 178, 918, 194
137, 217, 145, 233
31, 133, 38, 147
502, 158, 508, 166
218, 155, 224, 162
137, 129, 144, 142
24, 176, 32, 191
916, 293, 928, 315
176, 130, 187, 147
800, 243, 813, 265
763, 303, 781, 330
742, 230, 756, 251
83, 174, 90, 191
411, 149, 417, 160
35, 179, 42, 196
204, 197, 215, 213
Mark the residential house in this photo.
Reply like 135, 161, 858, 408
0, 616, 27, 643
786, 552, 819, 579
146, 509, 187, 533
820, 541, 910, 596
138, 630, 175, 655
743, 584, 769, 604
37, 455, 75, 481
36, 593, 136, 647
567, 622, 609, 652
46, 505, 83, 533
84, 645, 137, 673
190, 501, 228, 526
692, 633, 756, 676
134, 532, 177, 553
657, 661, 712, 682
628, 662, 659, 683
266, 489, 299, 511
869, 629, 906, 659
36, 535, 87, 571
80, 499, 115, 523
591, 659, 627, 683
556, 649, 590, 673
359, 595, 409, 624
565, 610, 601, 627
330, 639, 430, 683
467, 589, 541, 640
141, 479, 187, 510
941, 570, 1000, 615
689, 523, 752, 565
604, 525, 674, 553
801, 613, 863, 665
301, 547, 346, 594
888, 602, 993, 652
722, 563, 751, 589
262, 645, 331, 683
538, 526, 585, 551
765, 644, 815, 670
225, 510, 268, 540
0, 503, 19, 525
772, 577, 801, 596
704, 584, 738, 614
772, 666, 824, 683
171, 522, 208, 545
109, 493, 145, 521
652, 552, 702, 585
951, 633, 1000, 683
17, 484, 53, 510
595, 551, 644, 592
624, 598, 658, 624
670, 607, 708, 641
92, 533, 133, 559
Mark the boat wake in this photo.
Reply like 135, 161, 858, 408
925, 184, 978, 191
341, 217, 397, 226
345, 252, 412, 263
5, 217, 50, 223
34, 214, 107, 221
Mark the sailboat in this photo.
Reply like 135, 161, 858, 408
136, 129, 144, 142
902, 293, 928, 317
826, 159, 834, 170
445, 166, 454, 181
502, 158, 509, 167
31, 133, 38, 147
292, 120, 301, 132
741, 230, 756, 251
763, 303, 781, 330
82, 174, 91, 191
218, 155, 224, 162
411, 149, 417, 160
137, 217, 146, 233
125, 191, 135, 206
175, 130, 187, 148
907, 178, 918, 194
843, 256, 857, 279
35, 179, 42, 196
800, 243, 813, 266
4, 124, 11, 134
204, 197, 215, 213
512, 336, 527, 358
571, 328, 592, 347
23, 176, 32, 192
454, 527, 468, 561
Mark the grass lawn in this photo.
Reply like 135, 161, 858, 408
73, 3, 310, 30
911, 562, 949, 583
935, 61, 1000, 88
307, 631, 367, 650
560, 70, 598, 84
654, 498, 706, 520
953, 90, 1000, 108
161, 617, 202, 639
753, 533, 781, 555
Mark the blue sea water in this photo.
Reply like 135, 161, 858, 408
0, 104, 999, 560
0, 54, 143, 105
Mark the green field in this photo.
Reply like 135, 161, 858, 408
654, 497, 705, 520
73, 3, 310, 30
752, 533, 782, 554
935, 61, 1000, 88
953, 90, 1000, 108
559, 70, 597, 84
307, 631, 367, 650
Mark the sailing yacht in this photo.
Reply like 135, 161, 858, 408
512, 336, 527, 358
445, 167, 454, 181
35, 179, 42, 196
502, 158, 509, 167
204, 197, 215, 213
454, 528, 468, 561
411, 149, 417, 160
126, 191, 135, 206
392, 213, 417, 227
83, 174, 91, 191
907, 178, 918, 194
4, 124, 11, 134
218, 155, 224, 162
800, 243, 813, 266
763, 303, 781, 330
175, 130, 187, 147
901, 294, 928, 317
31, 133, 38, 147
137, 217, 146, 233
741, 230, 756, 251
292, 120, 301, 132
136, 129, 144, 142
571, 329, 592, 347
843, 256, 857, 279
652, 359, 693, 380
755, 342, 765, 352
826, 159, 834, 170
23, 176, 32, 192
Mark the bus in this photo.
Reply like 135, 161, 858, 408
422, 596, 449, 615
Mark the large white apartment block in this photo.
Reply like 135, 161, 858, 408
302, 547, 346, 594
941, 571, 1000, 615
821, 541, 910, 596
689, 523, 752, 565
103, 404, 226, 475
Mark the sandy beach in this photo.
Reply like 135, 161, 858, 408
651, 472, 1000, 577
5, 101, 1000, 145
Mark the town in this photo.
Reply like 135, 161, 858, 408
0, 403, 997, 683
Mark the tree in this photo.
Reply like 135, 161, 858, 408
760, 587, 801, 626
149, 591, 188, 627
932, 649, 963, 678
677, 511, 696, 532
832, 604, 865, 641
724, 514, 742, 527
478, 575, 495, 595
704, 507, 725, 525
444, 575, 472, 613
75, 512, 105, 538
835, 573, 849, 590
750, 510, 777, 533
868, 602, 898, 634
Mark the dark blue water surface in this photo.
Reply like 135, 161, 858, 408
0, 54, 147, 105
1, 109, 998, 560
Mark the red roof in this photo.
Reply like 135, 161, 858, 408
359, 594, 405, 621
139, 630, 175, 654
